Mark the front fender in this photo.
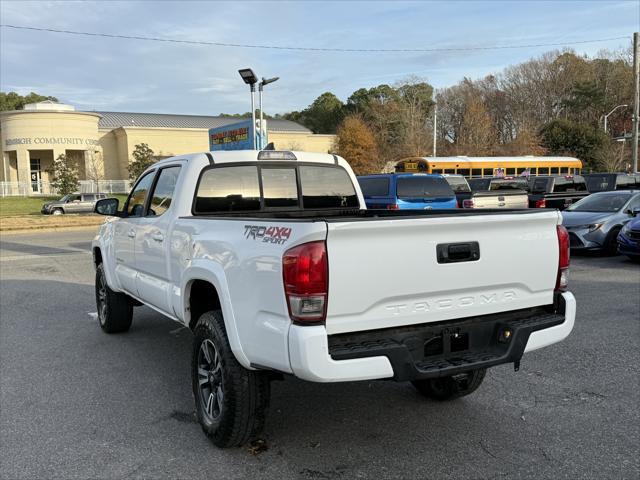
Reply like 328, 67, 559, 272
91, 219, 120, 291
180, 261, 251, 369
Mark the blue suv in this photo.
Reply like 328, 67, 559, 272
357, 173, 458, 210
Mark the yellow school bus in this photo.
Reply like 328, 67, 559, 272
394, 156, 583, 177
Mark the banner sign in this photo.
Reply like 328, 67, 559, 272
208, 119, 268, 151
209, 120, 253, 151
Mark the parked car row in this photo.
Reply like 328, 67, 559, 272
561, 190, 640, 255
356, 172, 640, 259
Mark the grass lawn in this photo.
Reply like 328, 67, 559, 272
0, 196, 58, 216
0, 194, 129, 217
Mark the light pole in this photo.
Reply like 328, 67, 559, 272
432, 102, 437, 157
238, 68, 258, 149
603, 104, 628, 133
258, 76, 279, 150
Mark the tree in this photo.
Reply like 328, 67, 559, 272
49, 153, 79, 195
128, 143, 156, 181
539, 119, 609, 170
301, 92, 345, 134
334, 115, 380, 175
457, 96, 496, 155
0, 91, 58, 111
85, 150, 105, 188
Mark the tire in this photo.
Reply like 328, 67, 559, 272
95, 263, 133, 333
603, 227, 622, 256
412, 369, 486, 401
52, 208, 64, 215
192, 311, 270, 448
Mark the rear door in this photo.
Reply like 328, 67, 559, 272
79, 194, 95, 212
135, 165, 182, 314
324, 210, 560, 334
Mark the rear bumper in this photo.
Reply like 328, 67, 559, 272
288, 292, 575, 383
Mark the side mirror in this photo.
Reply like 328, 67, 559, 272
94, 198, 123, 216
625, 208, 640, 217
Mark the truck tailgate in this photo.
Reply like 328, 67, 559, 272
325, 211, 560, 335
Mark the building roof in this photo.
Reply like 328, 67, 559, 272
96, 111, 311, 133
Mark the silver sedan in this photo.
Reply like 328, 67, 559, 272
561, 190, 640, 255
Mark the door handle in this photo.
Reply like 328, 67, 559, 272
127, 229, 136, 238
151, 232, 164, 242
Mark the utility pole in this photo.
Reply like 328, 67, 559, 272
632, 32, 639, 172
432, 103, 437, 157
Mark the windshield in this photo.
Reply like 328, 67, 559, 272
443, 176, 471, 193
396, 176, 454, 198
566, 193, 632, 212
59, 195, 71, 202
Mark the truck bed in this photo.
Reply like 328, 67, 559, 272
182, 207, 543, 222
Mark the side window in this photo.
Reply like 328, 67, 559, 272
261, 168, 298, 208
148, 166, 181, 217
195, 166, 260, 213
84, 194, 95, 201
126, 172, 156, 217
70, 194, 81, 202
626, 195, 640, 211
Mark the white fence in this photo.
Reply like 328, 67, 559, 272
0, 180, 132, 197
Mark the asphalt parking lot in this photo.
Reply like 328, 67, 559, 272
0, 228, 638, 480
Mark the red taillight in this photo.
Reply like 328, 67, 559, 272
556, 225, 570, 291
283, 241, 328, 323
387, 203, 399, 210
535, 199, 546, 208
462, 198, 475, 208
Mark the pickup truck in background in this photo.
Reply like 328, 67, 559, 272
91, 150, 575, 448
528, 175, 590, 210
465, 177, 529, 209
357, 173, 458, 210
442, 174, 472, 207
583, 173, 640, 192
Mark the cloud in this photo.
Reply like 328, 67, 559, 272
1, 0, 637, 115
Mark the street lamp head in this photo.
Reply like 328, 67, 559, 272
261, 76, 279, 86
238, 68, 258, 85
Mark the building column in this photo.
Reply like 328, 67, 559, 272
1, 151, 8, 181
16, 149, 30, 183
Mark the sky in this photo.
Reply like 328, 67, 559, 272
0, 0, 638, 116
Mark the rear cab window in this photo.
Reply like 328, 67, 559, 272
194, 163, 359, 214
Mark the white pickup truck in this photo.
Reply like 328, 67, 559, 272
92, 150, 575, 448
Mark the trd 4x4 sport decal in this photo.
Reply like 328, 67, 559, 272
244, 225, 292, 245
